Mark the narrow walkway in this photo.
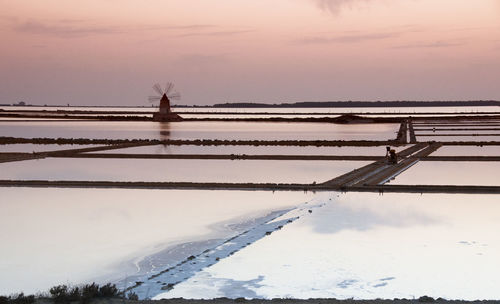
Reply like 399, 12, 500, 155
321, 143, 427, 188
321, 143, 440, 187
359, 143, 441, 185
56, 153, 384, 161
1, 179, 499, 194
408, 120, 417, 143
396, 120, 408, 143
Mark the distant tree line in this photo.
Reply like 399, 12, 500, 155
212, 100, 500, 108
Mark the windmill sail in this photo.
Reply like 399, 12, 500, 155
149, 81, 183, 122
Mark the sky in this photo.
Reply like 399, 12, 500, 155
1, 0, 500, 106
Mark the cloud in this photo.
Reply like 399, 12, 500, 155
176, 30, 254, 38
296, 31, 400, 44
8, 18, 216, 38
13, 20, 123, 38
392, 40, 466, 49
311, 201, 437, 235
175, 54, 229, 65
311, 0, 372, 15
0, 15, 18, 23
164, 24, 215, 30
8, 17, 250, 40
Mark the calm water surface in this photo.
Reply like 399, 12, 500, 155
417, 135, 500, 142
159, 192, 500, 300
2, 106, 499, 114
0, 188, 313, 294
431, 145, 500, 156
0, 158, 369, 184
390, 161, 500, 186
0, 121, 398, 141
90, 145, 405, 156
0, 144, 96, 153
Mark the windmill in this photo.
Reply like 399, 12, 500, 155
148, 82, 183, 121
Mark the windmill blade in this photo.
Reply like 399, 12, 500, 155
165, 82, 174, 95
168, 92, 181, 100
152, 83, 163, 95
148, 96, 161, 102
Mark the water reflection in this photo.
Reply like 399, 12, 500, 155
0, 121, 399, 141
0, 188, 313, 294
431, 145, 500, 156
157, 122, 171, 141
0, 158, 370, 184
157, 122, 172, 153
0, 144, 95, 153
310, 197, 437, 234
391, 161, 500, 186
163, 192, 500, 300
92, 145, 405, 156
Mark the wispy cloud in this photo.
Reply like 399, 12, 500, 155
7, 18, 216, 38
175, 54, 229, 65
296, 31, 400, 44
13, 20, 124, 38
311, 0, 372, 15
176, 30, 254, 38
392, 40, 466, 49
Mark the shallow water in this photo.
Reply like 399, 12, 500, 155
417, 135, 500, 142
0, 144, 95, 153
390, 161, 500, 186
416, 129, 500, 133
0, 121, 398, 141
3, 106, 499, 114
0, 188, 313, 295
414, 125, 500, 129
431, 145, 500, 156
1, 105, 499, 300
157, 192, 500, 300
0, 158, 369, 184
89, 145, 405, 156
416, 131, 500, 136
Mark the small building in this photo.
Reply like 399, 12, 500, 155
153, 94, 182, 122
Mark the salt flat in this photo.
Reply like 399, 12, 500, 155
0, 188, 313, 295
156, 192, 500, 300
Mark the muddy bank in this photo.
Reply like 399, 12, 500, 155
28, 297, 500, 304
1, 180, 500, 194
1, 110, 499, 122
0, 137, 404, 147
0, 113, 402, 123
61, 153, 383, 161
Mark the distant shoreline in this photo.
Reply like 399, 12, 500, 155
210, 100, 500, 108
2, 100, 500, 108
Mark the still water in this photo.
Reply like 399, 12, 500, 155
390, 161, 500, 186
417, 135, 500, 142
0, 158, 369, 184
3, 190, 500, 299
159, 192, 500, 300
0, 144, 95, 153
0, 121, 398, 141
0, 188, 313, 294
90, 144, 404, 156
2, 106, 499, 114
431, 145, 500, 156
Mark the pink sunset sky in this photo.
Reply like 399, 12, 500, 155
1, 0, 499, 106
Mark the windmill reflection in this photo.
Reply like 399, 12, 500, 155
157, 122, 172, 153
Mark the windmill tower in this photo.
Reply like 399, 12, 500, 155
148, 82, 183, 121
